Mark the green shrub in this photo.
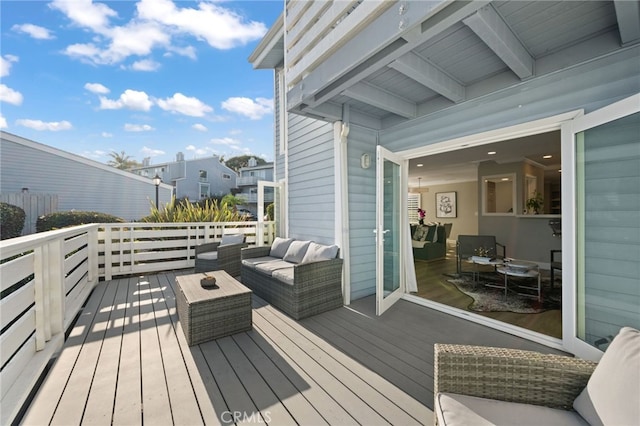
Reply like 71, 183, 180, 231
36, 211, 124, 232
266, 203, 274, 221
141, 196, 242, 223
0, 203, 26, 240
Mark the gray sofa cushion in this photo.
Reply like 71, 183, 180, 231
255, 259, 294, 276
241, 256, 279, 270
573, 326, 640, 426
272, 268, 295, 285
283, 240, 311, 264
197, 252, 218, 260
220, 234, 244, 246
300, 242, 339, 264
436, 393, 588, 426
269, 237, 294, 258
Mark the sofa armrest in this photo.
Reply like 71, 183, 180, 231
217, 242, 248, 260
434, 344, 596, 410
241, 245, 272, 259
293, 258, 343, 285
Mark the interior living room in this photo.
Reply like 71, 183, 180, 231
409, 131, 563, 339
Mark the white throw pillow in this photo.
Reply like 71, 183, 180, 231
220, 234, 244, 246
269, 237, 294, 258
573, 327, 640, 426
283, 240, 311, 264
300, 242, 339, 264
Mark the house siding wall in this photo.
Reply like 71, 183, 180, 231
0, 132, 171, 222
274, 69, 286, 182
175, 157, 237, 200
346, 125, 378, 299
345, 46, 640, 300
286, 114, 335, 243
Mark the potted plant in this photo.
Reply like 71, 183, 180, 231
525, 191, 544, 214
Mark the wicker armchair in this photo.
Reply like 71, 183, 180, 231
194, 235, 247, 277
433, 344, 597, 425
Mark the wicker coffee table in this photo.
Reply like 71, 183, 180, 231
176, 271, 252, 346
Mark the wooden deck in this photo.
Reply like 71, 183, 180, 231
20, 270, 564, 425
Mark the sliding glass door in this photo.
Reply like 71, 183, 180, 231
563, 94, 640, 360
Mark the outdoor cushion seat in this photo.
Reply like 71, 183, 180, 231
434, 327, 639, 426
241, 239, 343, 319
195, 234, 247, 277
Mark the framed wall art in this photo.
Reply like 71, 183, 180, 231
436, 191, 457, 218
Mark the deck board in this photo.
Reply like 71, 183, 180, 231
21, 270, 565, 425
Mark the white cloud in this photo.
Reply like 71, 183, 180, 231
192, 123, 207, 132
84, 82, 110, 94
49, 0, 117, 34
1, 55, 18, 77
12, 23, 54, 40
131, 59, 160, 71
100, 89, 153, 111
0, 115, 7, 129
51, 0, 267, 66
101, 132, 113, 137
16, 119, 72, 131
124, 123, 154, 132
221, 97, 273, 120
157, 93, 212, 117
141, 146, 165, 157
136, 0, 267, 49
229, 129, 242, 135
210, 137, 242, 149
81, 149, 107, 160
186, 144, 216, 156
0, 84, 24, 105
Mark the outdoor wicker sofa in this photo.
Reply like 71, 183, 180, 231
434, 326, 639, 425
240, 237, 343, 320
194, 234, 247, 277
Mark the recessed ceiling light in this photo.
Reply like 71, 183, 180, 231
558, 169, 562, 173
501, 177, 510, 181
417, 163, 424, 167
543, 155, 553, 159
488, 151, 496, 155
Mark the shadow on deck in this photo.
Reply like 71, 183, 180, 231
20, 270, 563, 425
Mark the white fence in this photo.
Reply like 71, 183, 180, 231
0, 221, 274, 425
0, 193, 58, 235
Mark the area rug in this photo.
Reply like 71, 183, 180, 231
444, 272, 561, 314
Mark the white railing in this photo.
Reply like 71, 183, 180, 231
285, 0, 394, 88
0, 221, 274, 425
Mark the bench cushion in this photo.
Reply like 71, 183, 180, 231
272, 267, 295, 285
300, 242, 339, 264
573, 327, 640, 426
436, 393, 588, 426
241, 256, 279, 270
197, 252, 218, 260
270, 237, 294, 258
283, 240, 311, 264
255, 259, 295, 276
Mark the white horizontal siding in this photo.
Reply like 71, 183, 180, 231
346, 125, 378, 300
286, 115, 335, 244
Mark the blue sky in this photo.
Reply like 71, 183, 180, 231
0, 0, 282, 165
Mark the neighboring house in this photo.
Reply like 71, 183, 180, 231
250, 1, 640, 361
130, 153, 237, 201
0, 131, 172, 229
236, 157, 274, 216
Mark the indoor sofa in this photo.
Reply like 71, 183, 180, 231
240, 237, 343, 320
434, 326, 639, 425
411, 223, 452, 261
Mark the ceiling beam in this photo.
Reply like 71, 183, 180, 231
463, 5, 534, 80
389, 52, 465, 103
286, 1, 490, 112
343, 82, 417, 119
614, 0, 640, 46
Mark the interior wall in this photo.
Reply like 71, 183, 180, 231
412, 180, 478, 241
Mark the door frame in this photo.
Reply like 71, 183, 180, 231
561, 94, 640, 361
394, 110, 583, 350
375, 146, 407, 315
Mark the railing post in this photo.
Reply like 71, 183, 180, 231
33, 238, 64, 351
88, 227, 98, 285
104, 226, 113, 281
48, 239, 65, 336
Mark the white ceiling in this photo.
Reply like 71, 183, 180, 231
409, 130, 561, 187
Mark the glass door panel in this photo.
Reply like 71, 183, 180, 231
376, 146, 406, 315
564, 94, 640, 360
